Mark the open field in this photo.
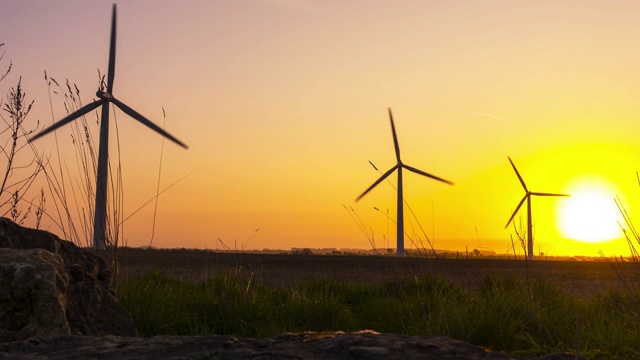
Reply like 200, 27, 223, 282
112, 248, 635, 297
108, 248, 640, 358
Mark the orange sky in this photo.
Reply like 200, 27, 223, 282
2, 0, 640, 256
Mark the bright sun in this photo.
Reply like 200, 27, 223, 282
557, 178, 622, 243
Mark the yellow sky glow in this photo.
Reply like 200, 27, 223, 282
1, 1, 640, 257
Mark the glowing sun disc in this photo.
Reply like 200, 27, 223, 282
557, 179, 622, 243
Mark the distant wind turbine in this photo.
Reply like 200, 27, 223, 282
30, 4, 188, 249
504, 157, 567, 260
356, 108, 454, 257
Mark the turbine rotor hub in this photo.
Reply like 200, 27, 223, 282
96, 90, 114, 100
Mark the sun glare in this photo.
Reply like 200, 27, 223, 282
557, 178, 622, 243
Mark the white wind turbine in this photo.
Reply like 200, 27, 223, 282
30, 4, 188, 249
504, 157, 568, 260
356, 108, 453, 257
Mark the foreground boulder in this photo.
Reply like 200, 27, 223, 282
0, 249, 70, 341
0, 332, 584, 360
0, 217, 136, 339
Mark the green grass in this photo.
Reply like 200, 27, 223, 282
117, 269, 640, 358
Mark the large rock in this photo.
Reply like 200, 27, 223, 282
0, 248, 70, 341
0, 217, 136, 338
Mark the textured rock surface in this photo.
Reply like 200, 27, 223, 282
0, 218, 136, 337
0, 332, 584, 360
0, 249, 70, 341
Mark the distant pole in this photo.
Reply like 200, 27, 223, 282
396, 165, 404, 257
92, 103, 110, 250
527, 196, 533, 260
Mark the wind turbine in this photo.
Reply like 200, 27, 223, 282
30, 4, 188, 250
356, 108, 454, 257
504, 157, 567, 260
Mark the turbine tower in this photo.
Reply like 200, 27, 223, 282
504, 157, 567, 260
30, 4, 188, 249
356, 108, 453, 257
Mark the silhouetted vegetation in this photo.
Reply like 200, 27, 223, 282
114, 251, 639, 358
118, 266, 639, 358
0, 44, 45, 228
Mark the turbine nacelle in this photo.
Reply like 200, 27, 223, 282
96, 91, 114, 100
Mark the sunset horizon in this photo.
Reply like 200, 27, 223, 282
2, 0, 640, 257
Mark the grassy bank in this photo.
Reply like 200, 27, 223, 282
117, 268, 639, 358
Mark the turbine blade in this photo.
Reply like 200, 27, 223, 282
112, 98, 188, 149
508, 156, 527, 192
403, 164, 454, 185
368, 160, 379, 171
107, 4, 117, 92
388, 108, 401, 163
505, 195, 528, 228
355, 165, 398, 202
531, 192, 569, 197
29, 100, 103, 142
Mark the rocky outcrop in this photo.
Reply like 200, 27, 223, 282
0, 249, 70, 341
0, 218, 136, 338
0, 332, 585, 360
